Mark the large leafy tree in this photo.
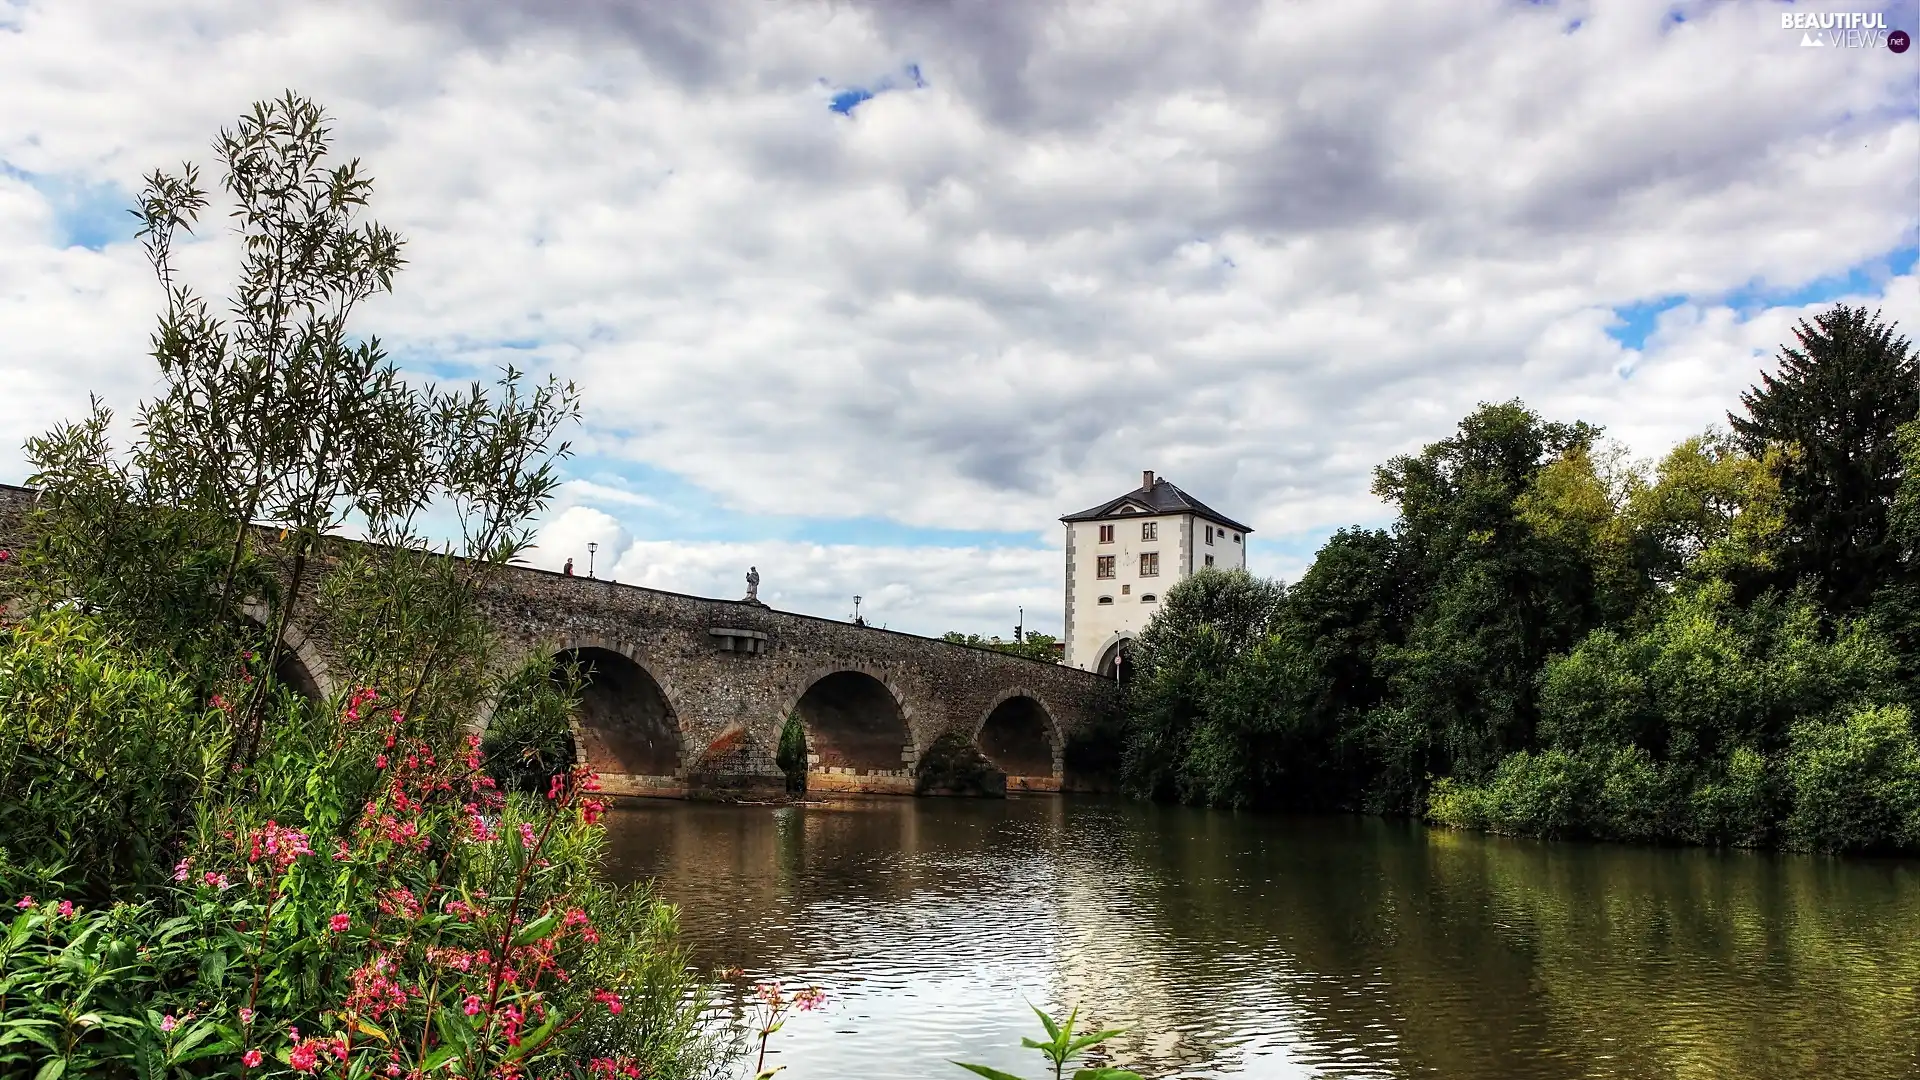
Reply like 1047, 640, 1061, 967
1122, 568, 1286, 804
1730, 304, 1918, 612
1365, 401, 1605, 800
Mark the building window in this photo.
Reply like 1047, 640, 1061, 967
1096, 555, 1116, 579
1098, 524, 1114, 544
1097, 595, 1114, 605
1141, 593, 1157, 603
1140, 552, 1159, 577
1205, 554, 1215, 568
1205, 525, 1215, 545
1121, 584, 1130, 595
1234, 532, 1241, 543
1142, 521, 1157, 541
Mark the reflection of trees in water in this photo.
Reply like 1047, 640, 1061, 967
601, 800, 1920, 1080
1107, 810, 1920, 1079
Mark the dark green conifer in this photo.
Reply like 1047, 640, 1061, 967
1730, 304, 1918, 612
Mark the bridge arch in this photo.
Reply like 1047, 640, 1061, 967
974, 687, 1062, 786
239, 601, 336, 701
549, 636, 686, 782
779, 664, 919, 794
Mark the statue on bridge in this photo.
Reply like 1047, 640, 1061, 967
745, 566, 761, 604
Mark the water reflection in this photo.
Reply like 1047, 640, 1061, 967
601, 797, 1920, 1079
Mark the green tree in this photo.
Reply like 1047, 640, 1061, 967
1121, 567, 1286, 804
1730, 304, 1918, 612
1363, 401, 1605, 804
940, 630, 1062, 663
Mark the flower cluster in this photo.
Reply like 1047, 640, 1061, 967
248, 820, 315, 871
159, 688, 639, 1079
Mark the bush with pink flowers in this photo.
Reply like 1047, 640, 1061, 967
0, 614, 734, 1079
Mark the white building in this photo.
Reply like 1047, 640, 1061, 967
1061, 470, 1252, 677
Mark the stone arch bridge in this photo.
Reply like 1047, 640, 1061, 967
467, 570, 1119, 798
0, 483, 1118, 799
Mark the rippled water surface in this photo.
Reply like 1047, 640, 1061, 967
601, 796, 1920, 1079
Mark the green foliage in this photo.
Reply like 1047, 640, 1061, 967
1730, 304, 1918, 612
940, 631, 1062, 663
1783, 703, 1920, 853
915, 732, 1007, 796
482, 656, 585, 792
0, 612, 234, 901
1120, 568, 1286, 804
774, 712, 807, 793
953, 1003, 1142, 1080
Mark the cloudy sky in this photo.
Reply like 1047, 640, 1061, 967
1, 0, 1915, 637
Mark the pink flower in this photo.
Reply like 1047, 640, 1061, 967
375, 754, 388, 769
581, 798, 607, 825
289, 1040, 320, 1072
329, 912, 351, 933
14, 895, 32, 909
593, 989, 623, 1015
239, 1007, 255, 1025
242, 1049, 264, 1068
519, 822, 538, 848
159, 1015, 177, 1033
172, 858, 192, 881
462, 994, 484, 1016
794, 987, 826, 1011
58, 900, 74, 919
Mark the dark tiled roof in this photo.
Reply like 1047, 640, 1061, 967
1060, 478, 1253, 534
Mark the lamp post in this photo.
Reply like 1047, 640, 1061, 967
852, 595, 863, 625
587, 542, 598, 579
1016, 605, 1024, 643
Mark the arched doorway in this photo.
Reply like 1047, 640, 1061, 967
562, 647, 681, 781
1096, 638, 1135, 685
977, 695, 1058, 791
792, 670, 913, 795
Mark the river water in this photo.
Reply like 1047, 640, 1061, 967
601, 795, 1920, 1080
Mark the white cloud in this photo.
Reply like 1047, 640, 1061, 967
527, 506, 629, 577
601, 538, 1059, 639
0, 0, 1915, 636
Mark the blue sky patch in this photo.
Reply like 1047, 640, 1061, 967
829, 88, 874, 115
1607, 245, 1918, 350
2, 162, 132, 251
824, 63, 927, 116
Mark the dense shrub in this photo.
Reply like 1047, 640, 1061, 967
482, 657, 584, 792
915, 732, 1006, 797
1784, 703, 1920, 853
0, 611, 235, 899
0, 613, 729, 1078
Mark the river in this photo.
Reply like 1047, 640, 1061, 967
601, 795, 1920, 1079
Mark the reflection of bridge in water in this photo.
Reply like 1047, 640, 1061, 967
0, 481, 1117, 799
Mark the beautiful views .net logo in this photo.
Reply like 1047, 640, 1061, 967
1781, 11, 1909, 51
